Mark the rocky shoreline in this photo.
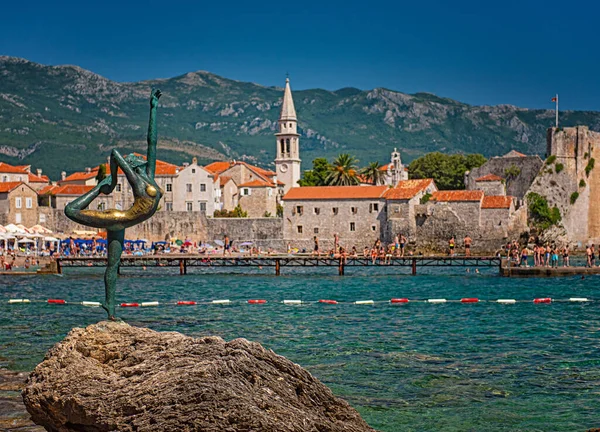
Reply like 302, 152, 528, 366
0, 369, 42, 431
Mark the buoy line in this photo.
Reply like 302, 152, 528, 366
3, 297, 594, 309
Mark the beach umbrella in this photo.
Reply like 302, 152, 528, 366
16, 224, 32, 233
30, 224, 52, 234
5, 224, 25, 234
17, 238, 35, 244
214, 239, 225, 246
239, 241, 253, 246
44, 236, 60, 242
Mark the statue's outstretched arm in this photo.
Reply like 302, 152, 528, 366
146, 89, 161, 179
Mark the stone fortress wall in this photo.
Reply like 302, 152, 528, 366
528, 126, 600, 245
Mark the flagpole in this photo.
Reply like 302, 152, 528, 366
555, 94, 559, 128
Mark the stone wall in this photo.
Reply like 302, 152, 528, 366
528, 126, 600, 245
206, 217, 284, 249
474, 180, 505, 196
466, 155, 543, 199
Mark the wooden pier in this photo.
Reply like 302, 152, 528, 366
500, 264, 600, 277
55, 255, 502, 276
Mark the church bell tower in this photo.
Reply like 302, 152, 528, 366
275, 77, 301, 193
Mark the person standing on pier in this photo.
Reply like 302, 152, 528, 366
464, 235, 472, 257
448, 237, 456, 256
400, 234, 407, 257
591, 244, 597, 267
223, 235, 231, 256
313, 236, 320, 257
333, 233, 339, 253
562, 245, 570, 267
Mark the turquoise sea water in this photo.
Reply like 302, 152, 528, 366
1, 266, 599, 431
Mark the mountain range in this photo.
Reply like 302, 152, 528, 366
1, 56, 599, 179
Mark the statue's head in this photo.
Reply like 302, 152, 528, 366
125, 154, 148, 170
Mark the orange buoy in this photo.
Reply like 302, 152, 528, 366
47, 299, 66, 304
177, 301, 196, 306
390, 298, 409, 303
461, 298, 479, 303
248, 299, 267, 304
120, 302, 140, 307
533, 298, 552, 304
319, 299, 338, 304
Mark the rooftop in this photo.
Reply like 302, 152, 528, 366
283, 185, 389, 200
40, 184, 94, 196
475, 174, 504, 182
0, 162, 28, 174
482, 195, 513, 209
238, 179, 275, 188
383, 179, 434, 200
431, 190, 484, 202
0, 181, 25, 193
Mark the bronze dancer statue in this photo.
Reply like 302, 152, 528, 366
65, 89, 163, 320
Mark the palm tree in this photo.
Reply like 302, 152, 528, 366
361, 162, 386, 185
326, 153, 360, 186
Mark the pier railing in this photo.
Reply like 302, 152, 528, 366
55, 255, 502, 276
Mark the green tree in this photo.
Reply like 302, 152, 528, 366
326, 153, 360, 186
231, 204, 248, 218
360, 162, 386, 185
298, 158, 330, 186
526, 192, 561, 230
276, 204, 283, 217
95, 163, 107, 182
408, 152, 487, 190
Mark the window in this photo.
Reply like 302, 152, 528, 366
166, 184, 172, 192
199, 202, 206, 212
242, 188, 250, 196
314, 227, 319, 234
297, 225, 303, 234
200, 183, 206, 192
186, 202, 193, 211
314, 207, 320, 215
351, 207, 358, 214
116, 184, 122, 192
394, 205, 400, 214
26, 197, 32, 208
371, 225, 377, 231
39, 213, 46, 223
350, 222, 356, 232
186, 183, 192, 193
369, 203, 379, 213
332, 207, 339, 215
166, 202, 173, 211
192, 168, 196, 174
296, 205, 304, 215
2, 176, 7, 182
98, 202, 106, 211
268, 188, 273, 197
15, 213, 21, 223
15, 197, 21, 209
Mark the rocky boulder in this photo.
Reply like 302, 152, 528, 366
22, 321, 375, 432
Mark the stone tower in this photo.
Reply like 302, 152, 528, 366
275, 78, 301, 193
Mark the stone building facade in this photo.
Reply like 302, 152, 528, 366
0, 182, 39, 226
0, 162, 50, 191
473, 174, 506, 196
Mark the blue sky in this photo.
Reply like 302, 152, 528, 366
2, 0, 598, 110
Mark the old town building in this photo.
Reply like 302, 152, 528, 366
0, 162, 50, 191
0, 182, 39, 226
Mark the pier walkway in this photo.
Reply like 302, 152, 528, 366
55, 255, 502, 276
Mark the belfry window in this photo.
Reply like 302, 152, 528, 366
286, 139, 290, 153
280, 139, 285, 154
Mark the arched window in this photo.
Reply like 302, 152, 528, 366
280, 139, 285, 154
286, 139, 290, 154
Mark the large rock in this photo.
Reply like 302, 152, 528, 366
22, 321, 375, 432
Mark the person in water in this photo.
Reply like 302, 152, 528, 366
65, 89, 163, 320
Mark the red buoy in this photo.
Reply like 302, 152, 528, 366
461, 298, 479, 303
177, 301, 196, 306
120, 303, 140, 307
319, 299, 338, 304
47, 299, 65, 304
390, 298, 409, 303
533, 298, 552, 304
248, 299, 267, 304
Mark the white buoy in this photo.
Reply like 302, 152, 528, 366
497, 299, 516, 304
282, 300, 302, 305
141, 301, 159, 307
8, 299, 30, 304
81, 301, 102, 307
569, 297, 589, 302
212, 299, 230, 304
427, 299, 447, 303
355, 300, 374, 305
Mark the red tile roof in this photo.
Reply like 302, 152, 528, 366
41, 184, 94, 196
38, 184, 57, 195
204, 161, 232, 175
219, 176, 233, 185
379, 163, 392, 172
0, 181, 25, 193
475, 174, 504, 182
431, 190, 484, 202
61, 171, 98, 183
0, 162, 28, 174
238, 179, 275, 188
283, 185, 389, 200
504, 150, 527, 158
383, 179, 434, 200
482, 195, 513, 209
28, 173, 50, 183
